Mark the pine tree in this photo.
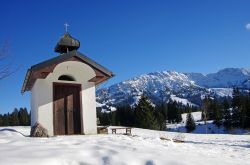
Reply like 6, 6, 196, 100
134, 95, 158, 130
18, 108, 29, 126
223, 98, 232, 129
175, 107, 182, 123
232, 88, 241, 108
245, 92, 250, 128
111, 111, 117, 126
202, 96, 210, 133
231, 88, 241, 127
213, 99, 223, 127
167, 100, 182, 123
10, 108, 19, 126
97, 111, 111, 126
155, 105, 166, 130
115, 105, 135, 127
2, 113, 10, 126
185, 112, 196, 132
239, 96, 248, 128
0, 114, 3, 126
167, 100, 175, 123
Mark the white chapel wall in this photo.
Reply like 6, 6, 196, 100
31, 79, 53, 135
31, 61, 98, 136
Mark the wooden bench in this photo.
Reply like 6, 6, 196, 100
111, 127, 132, 135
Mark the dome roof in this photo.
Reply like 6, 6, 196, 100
54, 33, 80, 53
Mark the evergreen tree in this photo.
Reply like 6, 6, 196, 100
9, 108, 19, 126
116, 105, 135, 127
167, 100, 175, 123
111, 111, 117, 126
201, 96, 211, 133
213, 99, 223, 127
134, 95, 158, 130
175, 107, 182, 123
185, 112, 196, 132
231, 88, 241, 127
97, 110, 111, 126
2, 113, 10, 126
18, 108, 29, 126
239, 96, 248, 128
202, 96, 210, 121
0, 114, 3, 126
167, 100, 182, 123
245, 92, 250, 128
232, 88, 241, 108
223, 98, 232, 129
155, 105, 166, 130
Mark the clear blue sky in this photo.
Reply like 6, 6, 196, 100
0, 0, 250, 113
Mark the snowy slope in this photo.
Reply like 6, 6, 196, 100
170, 95, 198, 107
97, 68, 250, 110
167, 112, 248, 134
187, 68, 250, 88
181, 111, 202, 123
0, 126, 249, 165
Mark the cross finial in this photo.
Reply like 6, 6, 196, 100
64, 22, 70, 32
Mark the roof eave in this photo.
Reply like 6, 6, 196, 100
21, 69, 31, 94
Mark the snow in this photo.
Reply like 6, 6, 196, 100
181, 111, 202, 123
170, 95, 198, 107
96, 102, 105, 107
167, 112, 249, 134
0, 126, 249, 165
187, 68, 250, 88
210, 88, 233, 97
97, 68, 250, 108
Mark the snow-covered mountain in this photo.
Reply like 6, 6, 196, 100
96, 68, 250, 110
186, 68, 250, 88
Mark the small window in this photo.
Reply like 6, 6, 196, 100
58, 75, 75, 81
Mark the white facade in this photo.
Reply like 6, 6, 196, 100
30, 61, 97, 136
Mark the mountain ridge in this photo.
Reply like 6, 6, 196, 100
96, 68, 250, 111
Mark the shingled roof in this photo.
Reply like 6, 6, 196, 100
21, 50, 114, 93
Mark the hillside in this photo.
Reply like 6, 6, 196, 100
97, 68, 250, 111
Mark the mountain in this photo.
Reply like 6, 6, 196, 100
186, 68, 250, 88
96, 68, 250, 111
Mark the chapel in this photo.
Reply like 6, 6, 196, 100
21, 30, 113, 136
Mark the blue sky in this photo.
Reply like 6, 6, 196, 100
1, 0, 250, 113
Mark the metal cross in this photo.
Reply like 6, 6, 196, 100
64, 22, 70, 32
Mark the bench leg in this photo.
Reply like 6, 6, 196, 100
126, 129, 131, 135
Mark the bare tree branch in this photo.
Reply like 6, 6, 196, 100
0, 41, 14, 80
0, 42, 10, 60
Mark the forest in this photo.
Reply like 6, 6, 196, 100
97, 88, 250, 131
0, 108, 30, 126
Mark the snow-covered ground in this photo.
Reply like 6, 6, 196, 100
0, 126, 249, 165
181, 111, 202, 123
167, 111, 249, 134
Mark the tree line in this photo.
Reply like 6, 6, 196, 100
98, 95, 197, 131
202, 88, 250, 130
0, 108, 30, 126
98, 88, 250, 132
1, 87, 249, 131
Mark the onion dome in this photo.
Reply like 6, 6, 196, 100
54, 32, 80, 53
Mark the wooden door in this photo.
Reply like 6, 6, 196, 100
53, 83, 82, 135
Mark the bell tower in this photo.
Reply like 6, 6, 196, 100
54, 23, 80, 54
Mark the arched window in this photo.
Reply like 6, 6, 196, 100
58, 75, 75, 81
